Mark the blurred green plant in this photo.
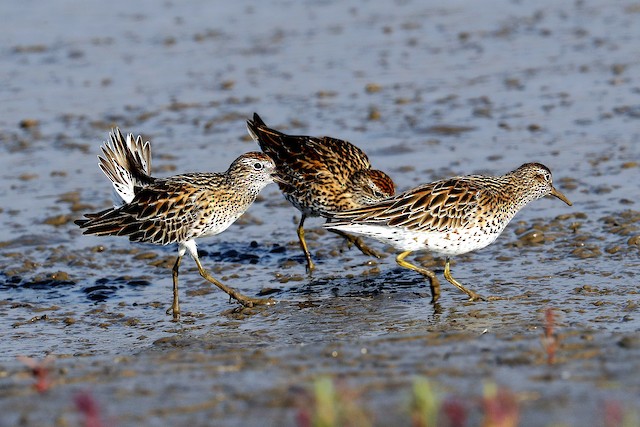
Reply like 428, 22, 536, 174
294, 376, 637, 427
410, 377, 439, 427
296, 376, 370, 427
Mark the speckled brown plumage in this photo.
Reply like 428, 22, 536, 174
247, 113, 395, 273
326, 163, 572, 303
78, 171, 271, 245
98, 128, 153, 203
76, 128, 281, 319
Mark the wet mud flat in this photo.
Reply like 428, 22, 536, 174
1, 0, 640, 426
3, 208, 640, 426
2, 301, 640, 427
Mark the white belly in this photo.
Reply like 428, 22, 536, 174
327, 224, 501, 256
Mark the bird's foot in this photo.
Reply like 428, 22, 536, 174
305, 259, 315, 276
165, 306, 180, 321
235, 294, 277, 308
466, 292, 485, 302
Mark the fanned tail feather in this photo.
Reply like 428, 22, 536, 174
98, 128, 154, 205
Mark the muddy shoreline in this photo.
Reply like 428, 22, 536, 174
1, 0, 639, 426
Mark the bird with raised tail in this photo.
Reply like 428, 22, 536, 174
246, 113, 395, 274
75, 128, 283, 319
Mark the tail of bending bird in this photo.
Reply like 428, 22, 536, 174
98, 128, 154, 206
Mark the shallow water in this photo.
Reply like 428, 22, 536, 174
1, 0, 639, 426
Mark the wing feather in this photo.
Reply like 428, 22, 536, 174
75, 179, 209, 245
328, 178, 483, 233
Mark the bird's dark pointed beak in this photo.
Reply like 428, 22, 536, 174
550, 186, 572, 206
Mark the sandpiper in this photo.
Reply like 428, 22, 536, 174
246, 113, 395, 274
324, 163, 572, 302
75, 128, 281, 319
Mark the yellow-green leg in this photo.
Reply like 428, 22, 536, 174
166, 255, 182, 320
297, 214, 315, 274
443, 257, 483, 301
193, 256, 275, 307
396, 251, 441, 303
328, 229, 382, 259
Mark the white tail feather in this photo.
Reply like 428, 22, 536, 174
97, 128, 153, 205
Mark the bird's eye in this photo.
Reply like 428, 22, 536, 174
253, 162, 264, 170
